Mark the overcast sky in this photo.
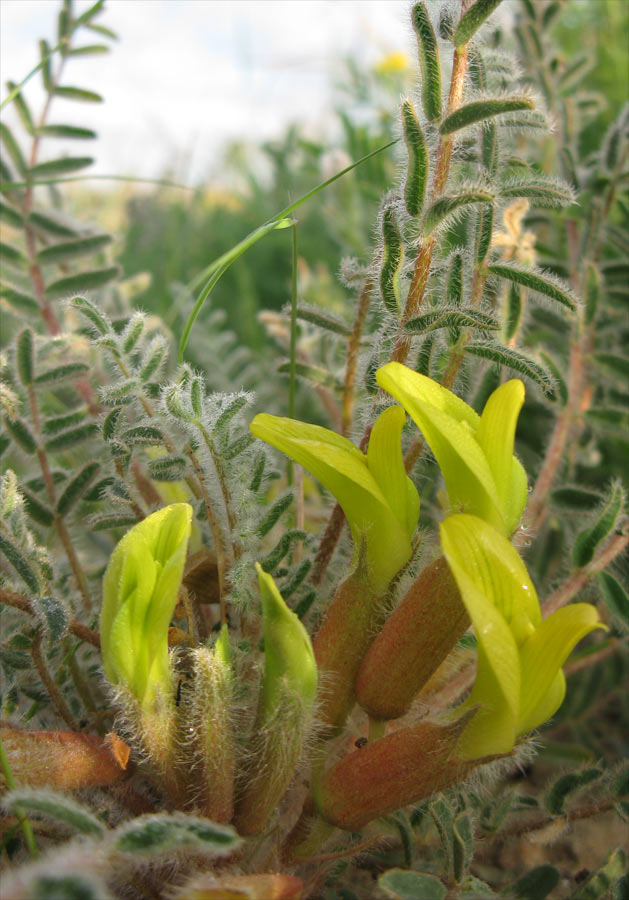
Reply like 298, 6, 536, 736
1, 0, 412, 184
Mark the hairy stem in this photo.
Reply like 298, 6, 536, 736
31, 629, 78, 730
342, 277, 372, 437
392, 38, 470, 364
0, 587, 100, 649
543, 531, 629, 616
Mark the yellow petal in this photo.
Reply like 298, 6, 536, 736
367, 405, 419, 540
475, 380, 526, 532
377, 364, 504, 530
517, 603, 605, 735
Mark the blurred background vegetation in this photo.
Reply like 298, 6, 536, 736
60, 1, 626, 370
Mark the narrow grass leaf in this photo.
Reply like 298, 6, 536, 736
441, 97, 534, 134
180, 139, 396, 361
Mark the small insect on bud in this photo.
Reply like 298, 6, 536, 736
234, 565, 317, 836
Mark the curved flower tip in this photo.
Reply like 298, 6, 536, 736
440, 514, 605, 759
256, 562, 318, 718
101, 503, 192, 710
250, 408, 419, 592
377, 362, 527, 534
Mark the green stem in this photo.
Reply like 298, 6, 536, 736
288, 223, 298, 487
368, 717, 386, 742
0, 736, 40, 858
289, 222, 298, 422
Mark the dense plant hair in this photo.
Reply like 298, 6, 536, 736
1, 1, 627, 898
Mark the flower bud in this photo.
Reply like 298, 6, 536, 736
0, 725, 127, 791
234, 565, 317, 835
186, 625, 235, 822
314, 711, 480, 831
355, 557, 468, 720
100, 503, 192, 797
171, 873, 303, 900
100, 503, 192, 712
312, 560, 379, 732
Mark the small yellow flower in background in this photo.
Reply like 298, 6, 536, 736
375, 51, 411, 75
492, 198, 536, 266
440, 514, 605, 759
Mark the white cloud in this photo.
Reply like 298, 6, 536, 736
1, 0, 411, 184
